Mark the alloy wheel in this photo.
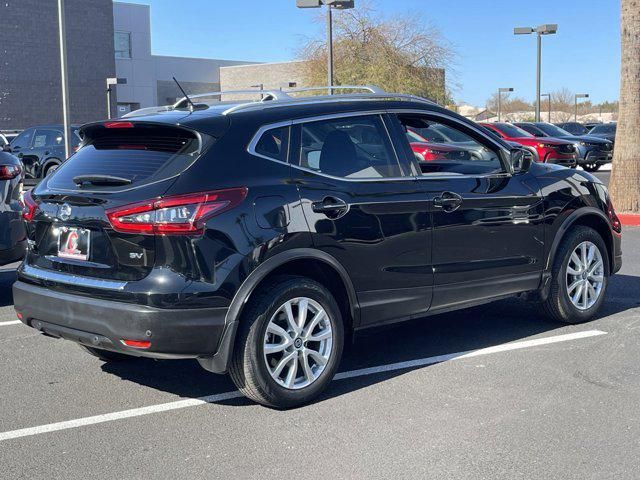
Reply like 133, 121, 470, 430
263, 297, 333, 390
565, 241, 604, 310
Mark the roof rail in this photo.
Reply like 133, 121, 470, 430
284, 85, 386, 95
173, 89, 292, 109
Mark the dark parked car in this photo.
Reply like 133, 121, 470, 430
0, 151, 26, 265
556, 122, 589, 136
14, 87, 622, 408
7, 125, 81, 180
588, 123, 617, 145
515, 122, 613, 171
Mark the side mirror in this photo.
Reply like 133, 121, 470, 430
511, 148, 532, 173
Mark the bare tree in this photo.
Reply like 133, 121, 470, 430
486, 93, 533, 119
609, 0, 640, 214
298, 3, 454, 103
551, 87, 574, 122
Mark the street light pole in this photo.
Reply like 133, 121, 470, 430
497, 87, 514, 122
541, 93, 551, 122
326, 5, 333, 94
536, 31, 542, 122
514, 24, 558, 122
106, 78, 127, 119
57, 0, 71, 159
574, 93, 589, 121
296, 0, 354, 95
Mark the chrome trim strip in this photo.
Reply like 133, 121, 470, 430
21, 264, 128, 291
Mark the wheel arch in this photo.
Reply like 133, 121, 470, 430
198, 248, 359, 374
546, 207, 614, 273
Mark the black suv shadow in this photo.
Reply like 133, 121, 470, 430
100, 274, 639, 409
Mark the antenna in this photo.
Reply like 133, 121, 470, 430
173, 77, 196, 112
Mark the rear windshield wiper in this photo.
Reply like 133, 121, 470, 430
72, 175, 132, 187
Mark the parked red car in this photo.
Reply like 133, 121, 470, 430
479, 122, 577, 167
406, 130, 472, 162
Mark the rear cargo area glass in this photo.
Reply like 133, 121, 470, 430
47, 124, 205, 190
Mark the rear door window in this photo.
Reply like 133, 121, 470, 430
253, 126, 289, 162
297, 115, 403, 179
47, 124, 209, 191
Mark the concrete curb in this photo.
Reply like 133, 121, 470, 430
619, 214, 640, 227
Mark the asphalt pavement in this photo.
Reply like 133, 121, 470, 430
0, 174, 637, 480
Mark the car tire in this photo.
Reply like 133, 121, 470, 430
79, 345, 138, 362
229, 275, 344, 409
44, 163, 59, 176
542, 226, 609, 324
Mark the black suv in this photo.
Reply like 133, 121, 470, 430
13, 87, 623, 408
6, 125, 81, 180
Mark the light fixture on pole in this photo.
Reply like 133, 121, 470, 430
497, 87, 514, 122
540, 93, 551, 122
106, 77, 127, 119
251, 83, 264, 100
296, 0, 355, 95
57, 0, 71, 159
574, 93, 589, 121
514, 24, 558, 122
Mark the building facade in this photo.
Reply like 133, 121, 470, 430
113, 2, 256, 115
0, 0, 116, 130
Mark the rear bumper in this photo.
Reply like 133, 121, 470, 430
13, 280, 228, 359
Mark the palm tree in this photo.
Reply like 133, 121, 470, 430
609, 0, 640, 213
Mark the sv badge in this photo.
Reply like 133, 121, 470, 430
129, 252, 144, 260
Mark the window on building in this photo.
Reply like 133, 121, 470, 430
115, 32, 132, 59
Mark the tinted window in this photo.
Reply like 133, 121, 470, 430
10, 129, 33, 149
254, 126, 289, 162
535, 123, 571, 137
115, 32, 131, 59
33, 129, 62, 148
297, 115, 402, 179
517, 124, 545, 136
397, 114, 504, 176
47, 125, 207, 190
493, 123, 533, 138
590, 124, 616, 134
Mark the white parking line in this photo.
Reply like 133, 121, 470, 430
0, 320, 21, 327
0, 329, 606, 442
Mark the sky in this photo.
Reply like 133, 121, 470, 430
125, 0, 621, 107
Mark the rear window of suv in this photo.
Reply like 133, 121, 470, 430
47, 124, 209, 191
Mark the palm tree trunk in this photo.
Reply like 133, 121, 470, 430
609, 0, 640, 213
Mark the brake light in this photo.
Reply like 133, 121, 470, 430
0, 164, 21, 180
22, 190, 38, 222
106, 187, 248, 235
606, 197, 622, 233
104, 121, 134, 129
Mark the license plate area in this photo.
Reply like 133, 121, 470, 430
57, 226, 90, 260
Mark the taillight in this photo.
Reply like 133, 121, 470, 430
104, 121, 134, 129
106, 187, 248, 235
606, 197, 622, 233
0, 164, 21, 180
22, 189, 38, 222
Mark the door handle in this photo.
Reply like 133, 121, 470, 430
433, 191, 463, 212
311, 196, 349, 216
